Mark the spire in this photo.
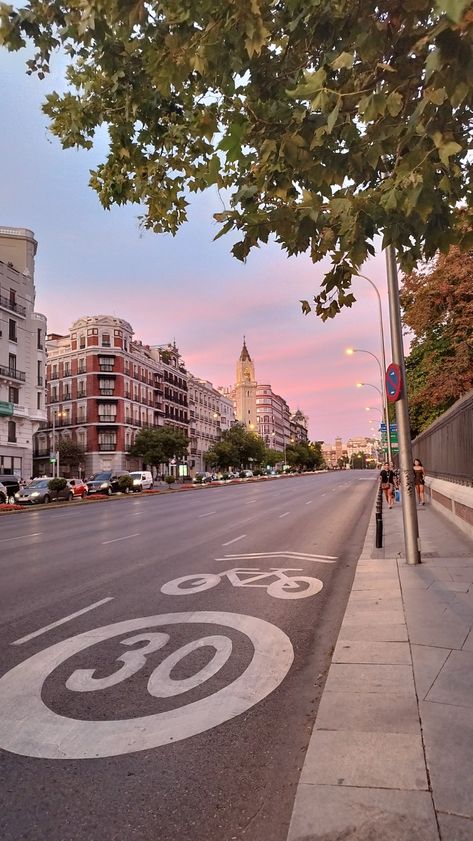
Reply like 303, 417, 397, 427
239, 336, 252, 362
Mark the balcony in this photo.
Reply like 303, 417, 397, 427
0, 365, 26, 382
49, 371, 59, 380
50, 395, 59, 403
125, 416, 142, 426
37, 376, 43, 386
0, 293, 26, 317
98, 442, 116, 451
77, 366, 87, 375
98, 415, 118, 423
77, 390, 86, 398
99, 389, 115, 396
62, 392, 72, 401
99, 365, 115, 373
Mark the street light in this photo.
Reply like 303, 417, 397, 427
365, 406, 383, 415
347, 347, 392, 464
51, 408, 66, 478
357, 381, 382, 397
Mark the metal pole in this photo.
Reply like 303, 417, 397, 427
385, 245, 420, 564
358, 275, 393, 465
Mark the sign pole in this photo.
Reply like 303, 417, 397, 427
385, 245, 420, 564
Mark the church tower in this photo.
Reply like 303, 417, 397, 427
235, 338, 257, 430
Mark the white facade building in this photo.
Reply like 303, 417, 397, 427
188, 376, 235, 474
0, 227, 47, 479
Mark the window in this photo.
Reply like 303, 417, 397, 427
77, 380, 86, 398
64, 361, 70, 376
51, 364, 58, 380
98, 431, 116, 451
9, 386, 19, 404
8, 319, 17, 342
98, 402, 117, 422
98, 355, 115, 372
37, 392, 41, 410
78, 357, 86, 374
87, 328, 98, 336
99, 378, 115, 395
79, 335, 86, 349
7, 420, 16, 443
9, 289, 16, 308
8, 353, 16, 374
101, 333, 111, 347
37, 328, 43, 349
37, 360, 43, 386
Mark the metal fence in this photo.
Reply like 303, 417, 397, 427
412, 390, 473, 486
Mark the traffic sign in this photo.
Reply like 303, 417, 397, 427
386, 363, 402, 402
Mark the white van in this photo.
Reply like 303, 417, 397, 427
128, 471, 154, 491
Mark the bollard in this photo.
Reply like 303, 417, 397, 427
375, 485, 383, 548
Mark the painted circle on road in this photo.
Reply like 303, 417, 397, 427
0, 612, 293, 760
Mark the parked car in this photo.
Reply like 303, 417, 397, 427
192, 472, 213, 484
86, 471, 131, 495
15, 478, 73, 505
0, 481, 8, 504
68, 478, 88, 498
241, 470, 254, 478
128, 471, 154, 492
0, 474, 21, 503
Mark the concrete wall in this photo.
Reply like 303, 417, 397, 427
425, 477, 473, 541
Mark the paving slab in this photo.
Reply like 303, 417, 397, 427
426, 649, 473, 708
315, 690, 420, 734
406, 613, 470, 649
287, 785, 438, 841
341, 608, 406, 626
324, 663, 415, 696
437, 813, 473, 841
420, 700, 473, 818
410, 644, 451, 701
462, 628, 473, 650
338, 623, 408, 642
299, 730, 428, 790
333, 640, 411, 665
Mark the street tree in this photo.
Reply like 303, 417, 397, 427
401, 241, 473, 436
130, 426, 189, 469
57, 439, 85, 472
204, 423, 266, 470
1, 2, 473, 316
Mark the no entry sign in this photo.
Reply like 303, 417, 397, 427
386, 363, 402, 402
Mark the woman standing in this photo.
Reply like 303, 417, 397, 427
414, 458, 426, 505
380, 462, 395, 509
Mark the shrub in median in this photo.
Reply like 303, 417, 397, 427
117, 475, 134, 493
48, 478, 67, 492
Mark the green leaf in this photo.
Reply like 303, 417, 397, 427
331, 51, 354, 70
386, 91, 403, 117
300, 300, 312, 315
438, 140, 462, 166
426, 87, 447, 105
435, 0, 470, 23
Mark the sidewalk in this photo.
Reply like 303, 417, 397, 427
288, 494, 473, 841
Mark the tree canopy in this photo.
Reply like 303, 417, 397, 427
2, 1, 473, 316
57, 438, 85, 469
204, 423, 266, 469
400, 241, 473, 436
285, 441, 323, 470
130, 426, 189, 466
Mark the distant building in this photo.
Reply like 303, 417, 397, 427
231, 338, 309, 454
0, 227, 47, 479
188, 376, 235, 474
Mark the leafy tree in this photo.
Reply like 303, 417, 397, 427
130, 426, 189, 468
57, 439, 85, 471
401, 242, 473, 436
285, 441, 323, 469
204, 423, 265, 470
264, 448, 283, 467
350, 451, 367, 469
2, 2, 473, 316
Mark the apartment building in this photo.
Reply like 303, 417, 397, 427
188, 376, 235, 473
256, 385, 291, 453
0, 227, 47, 479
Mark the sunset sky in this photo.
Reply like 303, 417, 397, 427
1, 49, 404, 443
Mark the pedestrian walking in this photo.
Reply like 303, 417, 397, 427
414, 458, 426, 505
380, 462, 395, 509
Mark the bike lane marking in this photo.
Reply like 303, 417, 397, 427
198, 511, 216, 518
215, 551, 337, 563
0, 612, 294, 759
222, 534, 247, 546
279, 512, 290, 518
102, 533, 140, 545
11, 598, 114, 646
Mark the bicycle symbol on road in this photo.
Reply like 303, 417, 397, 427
161, 568, 323, 599
0, 612, 293, 760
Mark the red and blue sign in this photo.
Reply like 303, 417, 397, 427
386, 363, 402, 402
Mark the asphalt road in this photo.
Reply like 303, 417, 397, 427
0, 471, 376, 841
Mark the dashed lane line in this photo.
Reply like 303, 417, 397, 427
279, 512, 290, 518
305, 500, 313, 505
102, 533, 140, 545
198, 511, 216, 518
12, 597, 114, 646
0, 532, 43, 542
222, 534, 247, 547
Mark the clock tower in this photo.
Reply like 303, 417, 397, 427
235, 338, 257, 429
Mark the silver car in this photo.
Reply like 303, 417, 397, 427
15, 478, 73, 505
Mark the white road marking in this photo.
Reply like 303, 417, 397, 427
0, 532, 43, 543
279, 512, 290, 518
0, 612, 293, 759
131, 512, 142, 516
198, 511, 216, 518
305, 500, 313, 505
216, 551, 337, 563
12, 597, 114, 646
321, 493, 327, 497
222, 534, 247, 546
102, 533, 140, 545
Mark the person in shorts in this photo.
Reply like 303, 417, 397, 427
380, 462, 395, 509
414, 458, 426, 505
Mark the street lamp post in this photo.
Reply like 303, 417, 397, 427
347, 348, 392, 465
354, 272, 393, 466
